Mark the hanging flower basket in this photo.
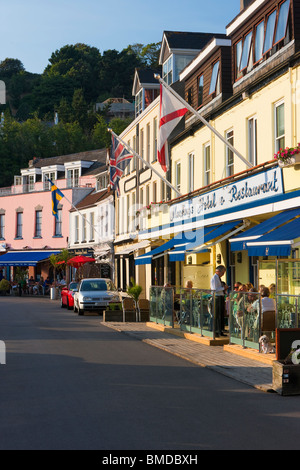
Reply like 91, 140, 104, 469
275, 144, 300, 167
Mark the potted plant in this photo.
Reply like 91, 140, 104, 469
127, 278, 143, 321
0, 279, 10, 296
274, 144, 300, 167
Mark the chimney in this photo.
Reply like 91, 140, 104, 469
240, 0, 253, 11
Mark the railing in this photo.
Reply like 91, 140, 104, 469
149, 286, 217, 339
0, 178, 97, 197
150, 286, 300, 351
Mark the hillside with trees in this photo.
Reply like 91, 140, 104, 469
0, 42, 160, 187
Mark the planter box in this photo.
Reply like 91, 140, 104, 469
103, 310, 136, 322
273, 361, 300, 396
278, 154, 300, 167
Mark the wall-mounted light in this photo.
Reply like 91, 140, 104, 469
216, 254, 222, 264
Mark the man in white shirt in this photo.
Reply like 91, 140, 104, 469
210, 265, 226, 337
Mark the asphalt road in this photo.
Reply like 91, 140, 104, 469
0, 297, 300, 451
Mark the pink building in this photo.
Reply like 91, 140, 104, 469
0, 149, 107, 283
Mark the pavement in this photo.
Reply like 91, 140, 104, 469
102, 320, 277, 394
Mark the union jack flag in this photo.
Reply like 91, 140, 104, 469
109, 134, 133, 195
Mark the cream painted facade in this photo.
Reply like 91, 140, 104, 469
166, 63, 300, 290
114, 96, 170, 298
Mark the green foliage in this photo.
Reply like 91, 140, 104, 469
127, 278, 143, 302
0, 279, 10, 291
0, 40, 160, 186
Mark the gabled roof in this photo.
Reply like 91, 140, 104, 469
71, 188, 111, 211
159, 31, 227, 64
132, 68, 161, 96
32, 149, 107, 169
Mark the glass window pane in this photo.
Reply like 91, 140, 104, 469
255, 21, 265, 62
276, 103, 285, 137
239, 32, 253, 71
274, 0, 290, 44
209, 62, 220, 95
198, 75, 204, 106
263, 10, 276, 54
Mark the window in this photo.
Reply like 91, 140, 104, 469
146, 185, 150, 207
35, 211, 42, 238
43, 172, 55, 190
82, 214, 87, 242
188, 153, 194, 193
198, 75, 204, 107
187, 87, 193, 105
153, 182, 157, 204
161, 180, 166, 202
239, 32, 253, 72
126, 141, 131, 175
132, 136, 137, 171
75, 216, 79, 243
55, 209, 62, 237
135, 89, 143, 117
140, 128, 144, 169
0, 214, 5, 239
90, 212, 95, 241
274, 0, 290, 45
67, 168, 79, 188
163, 57, 173, 85
248, 116, 258, 166
263, 10, 277, 55
236, 40, 243, 79
28, 175, 35, 192
146, 123, 151, 164
175, 162, 181, 193
275, 101, 285, 152
226, 130, 234, 177
153, 117, 158, 161
97, 173, 108, 191
209, 61, 220, 95
16, 212, 23, 238
204, 144, 211, 186
254, 21, 265, 63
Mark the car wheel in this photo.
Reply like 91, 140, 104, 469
78, 308, 84, 316
67, 299, 72, 310
73, 301, 78, 313
61, 297, 65, 308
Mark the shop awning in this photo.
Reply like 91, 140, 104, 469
135, 231, 197, 266
0, 251, 61, 267
116, 240, 150, 256
230, 208, 300, 251
247, 217, 300, 257
169, 220, 243, 262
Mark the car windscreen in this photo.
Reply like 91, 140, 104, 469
80, 280, 108, 292
69, 283, 78, 291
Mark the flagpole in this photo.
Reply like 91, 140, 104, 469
107, 128, 182, 197
49, 180, 102, 239
155, 74, 253, 169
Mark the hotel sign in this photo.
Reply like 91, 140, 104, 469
170, 168, 283, 224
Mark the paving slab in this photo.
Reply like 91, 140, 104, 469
101, 321, 275, 394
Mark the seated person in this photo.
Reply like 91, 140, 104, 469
43, 277, 51, 295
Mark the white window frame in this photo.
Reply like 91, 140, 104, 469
226, 129, 234, 177
204, 144, 211, 186
248, 116, 258, 166
188, 153, 194, 193
175, 162, 181, 193
274, 100, 285, 153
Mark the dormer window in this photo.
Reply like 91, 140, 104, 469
67, 168, 79, 188
209, 61, 220, 95
263, 10, 277, 55
135, 89, 143, 117
274, 0, 290, 45
239, 31, 253, 72
163, 57, 173, 85
254, 20, 265, 64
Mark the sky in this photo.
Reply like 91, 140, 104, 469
1, 0, 240, 74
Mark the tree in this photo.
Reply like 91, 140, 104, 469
0, 58, 25, 78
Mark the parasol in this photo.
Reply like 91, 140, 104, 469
67, 255, 96, 269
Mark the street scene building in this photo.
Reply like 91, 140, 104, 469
1, 0, 300, 353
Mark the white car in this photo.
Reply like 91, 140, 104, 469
73, 278, 121, 315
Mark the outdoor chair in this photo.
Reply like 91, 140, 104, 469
122, 298, 136, 322
261, 310, 276, 338
138, 299, 150, 322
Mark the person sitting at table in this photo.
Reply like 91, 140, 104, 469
28, 276, 35, 294
43, 277, 51, 295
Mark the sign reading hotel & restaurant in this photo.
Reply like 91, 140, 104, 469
170, 168, 283, 224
